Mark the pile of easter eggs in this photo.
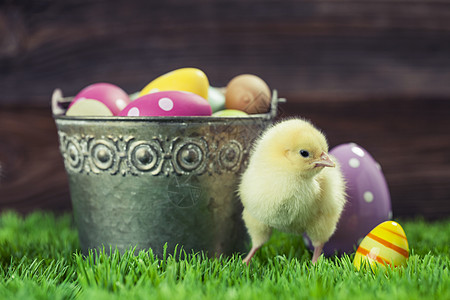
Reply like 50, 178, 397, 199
65, 68, 272, 117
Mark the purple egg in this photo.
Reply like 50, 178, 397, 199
304, 143, 392, 256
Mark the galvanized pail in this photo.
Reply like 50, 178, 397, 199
52, 90, 281, 257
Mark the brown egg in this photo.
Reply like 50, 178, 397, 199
225, 74, 271, 114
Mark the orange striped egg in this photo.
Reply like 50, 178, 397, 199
353, 221, 409, 271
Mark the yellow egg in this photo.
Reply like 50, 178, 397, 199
66, 99, 113, 116
353, 221, 409, 271
139, 68, 209, 99
212, 109, 248, 117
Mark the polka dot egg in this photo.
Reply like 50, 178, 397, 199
68, 83, 131, 116
304, 143, 392, 256
119, 91, 212, 117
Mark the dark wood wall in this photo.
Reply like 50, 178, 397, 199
1, 0, 449, 219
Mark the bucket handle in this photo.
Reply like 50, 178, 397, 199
52, 89, 72, 116
269, 89, 286, 119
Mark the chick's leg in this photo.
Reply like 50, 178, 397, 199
243, 246, 260, 265
306, 213, 340, 264
242, 209, 272, 265
311, 243, 324, 264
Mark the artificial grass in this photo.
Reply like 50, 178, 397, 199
0, 211, 448, 300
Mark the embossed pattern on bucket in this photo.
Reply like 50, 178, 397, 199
53, 90, 282, 256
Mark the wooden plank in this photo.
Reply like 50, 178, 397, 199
1, 0, 450, 104
0, 107, 71, 214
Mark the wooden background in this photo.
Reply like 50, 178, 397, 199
1, 0, 449, 219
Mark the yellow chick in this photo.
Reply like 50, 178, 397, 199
238, 118, 346, 265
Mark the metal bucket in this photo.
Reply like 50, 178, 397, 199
52, 89, 281, 257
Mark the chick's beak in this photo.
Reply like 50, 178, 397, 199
314, 152, 335, 168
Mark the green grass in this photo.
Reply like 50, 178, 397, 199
0, 211, 448, 299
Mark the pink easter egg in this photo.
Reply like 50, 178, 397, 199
119, 91, 212, 117
70, 83, 130, 116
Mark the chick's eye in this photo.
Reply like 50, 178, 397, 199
299, 150, 310, 158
